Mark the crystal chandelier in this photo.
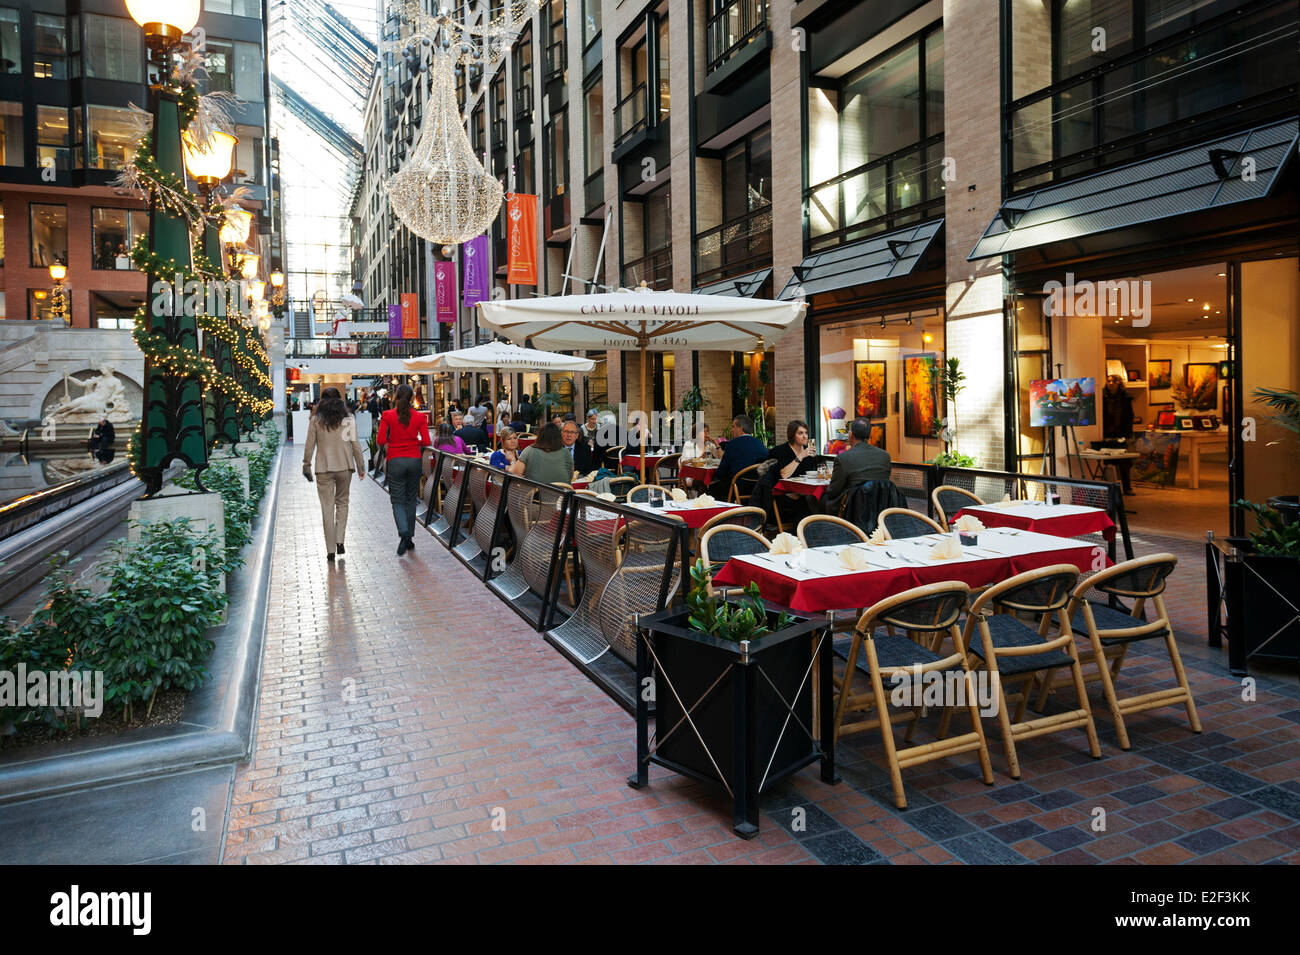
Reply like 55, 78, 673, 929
383, 1, 541, 245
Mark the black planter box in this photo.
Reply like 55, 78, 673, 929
627, 603, 837, 839
1210, 537, 1300, 673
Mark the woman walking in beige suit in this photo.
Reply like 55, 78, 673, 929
302, 386, 367, 562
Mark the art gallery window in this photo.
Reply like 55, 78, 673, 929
91, 207, 148, 269
815, 308, 946, 464
29, 203, 67, 267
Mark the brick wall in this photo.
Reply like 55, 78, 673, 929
769, 0, 805, 425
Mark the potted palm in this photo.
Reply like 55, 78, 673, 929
628, 560, 836, 838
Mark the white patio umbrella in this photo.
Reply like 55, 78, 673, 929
404, 340, 596, 448
477, 286, 806, 481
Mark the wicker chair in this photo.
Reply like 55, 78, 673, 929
726, 462, 763, 505
932, 485, 984, 526
699, 506, 766, 535
625, 483, 660, 504
797, 514, 868, 549
604, 445, 626, 469
878, 507, 945, 539
961, 564, 1102, 779
699, 524, 771, 594
604, 475, 636, 501
653, 452, 682, 489
831, 581, 993, 809
1059, 554, 1199, 749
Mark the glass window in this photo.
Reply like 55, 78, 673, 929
91, 208, 147, 269
36, 106, 71, 172
1145, 0, 1236, 41
234, 124, 262, 184
0, 291, 6, 319
234, 40, 262, 102
0, 7, 19, 74
93, 294, 139, 329
206, 0, 234, 13
546, 107, 568, 199
87, 106, 146, 170
30, 203, 67, 268
583, 0, 601, 48
30, 289, 57, 322
644, 183, 670, 253
205, 39, 234, 94
83, 14, 141, 83
1058, 0, 1132, 78
0, 199, 5, 266
0, 101, 22, 165
842, 41, 920, 164
656, 17, 670, 120
925, 29, 944, 139
33, 13, 68, 80
584, 79, 603, 178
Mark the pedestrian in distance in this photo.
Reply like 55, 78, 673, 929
377, 383, 431, 555
302, 386, 367, 562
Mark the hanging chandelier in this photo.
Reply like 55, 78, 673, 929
383, 1, 541, 246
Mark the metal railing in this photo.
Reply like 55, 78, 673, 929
621, 247, 672, 289
614, 83, 648, 145
584, 169, 604, 215
694, 204, 773, 286
545, 37, 566, 80
706, 0, 768, 74
285, 338, 443, 359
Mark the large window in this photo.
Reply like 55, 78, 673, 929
544, 106, 568, 200
205, 39, 234, 94
697, 126, 772, 284
0, 101, 21, 165
1007, 0, 1296, 189
545, 0, 565, 80
582, 0, 601, 49
513, 33, 533, 122
234, 40, 263, 102
0, 7, 19, 74
30, 203, 67, 268
584, 79, 604, 179
707, 0, 768, 74
205, 0, 262, 16
806, 26, 944, 249
91, 208, 148, 269
233, 123, 263, 184
36, 106, 71, 171
656, 17, 670, 121
615, 36, 649, 145
83, 14, 141, 83
87, 106, 145, 170
33, 13, 68, 80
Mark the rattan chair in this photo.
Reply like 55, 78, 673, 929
1059, 554, 1200, 749
625, 483, 660, 504
699, 506, 766, 535
797, 514, 868, 549
605, 445, 625, 469
603, 475, 636, 501
932, 485, 984, 526
962, 564, 1102, 778
726, 462, 763, 505
832, 581, 993, 808
654, 452, 682, 489
878, 507, 946, 539
699, 524, 771, 594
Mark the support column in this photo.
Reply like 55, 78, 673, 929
769, 0, 805, 426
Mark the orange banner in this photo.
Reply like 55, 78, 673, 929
400, 292, 419, 338
506, 193, 537, 286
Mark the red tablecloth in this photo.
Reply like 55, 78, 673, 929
572, 479, 589, 490
629, 502, 734, 529
678, 465, 717, 485
621, 454, 667, 472
712, 542, 1105, 614
774, 478, 829, 499
953, 505, 1116, 542
516, 434, 536, 449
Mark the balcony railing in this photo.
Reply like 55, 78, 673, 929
285, 338, 443, 360
514, 84, 533, 122
584, 169, 604, 214
805, 135, 945, 251
694, 204, 773, 287
706, 0, 768, 74
621, 247, 672, 290
545, 37, 566, 81
614, 83, 648, 146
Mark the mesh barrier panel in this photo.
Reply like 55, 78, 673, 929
547, 502, 624, 663
436, 455, 470, 545
453, 465, 490, 559
598, 512, 685, 665
472, 467, 507, 564
490, 480, 541, 600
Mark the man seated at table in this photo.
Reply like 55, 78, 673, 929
822, 417, 892, 515
708, 414, 769, 499
561, 419, 597, 475
452, 411, 489, 450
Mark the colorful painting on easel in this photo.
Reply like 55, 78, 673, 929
903, 353, 939, 438
1029, 378, 1096, 427
1131, 432, 1182, 486
854, 361, 887, 419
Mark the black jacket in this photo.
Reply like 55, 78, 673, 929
1103, 389, 1135, 440
713, 434, 769, 491
824, 441, 893, 514
455, 425, 489, 448
841, 480, 907, 535
565, 437, 596, 475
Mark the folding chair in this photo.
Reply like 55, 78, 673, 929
878, 507, 946, 539
932, 485, 984, 527
962, 564, 1102, 778
797, 514, 868, 549
1062, 554, 1200, 750
832, 581, 993, 809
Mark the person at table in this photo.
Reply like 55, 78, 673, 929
451, 410, 488, 449
509, 423, 572, 485
623, 411, 659, 468
582, 410, 601, 445
822, 417, 893, 515
708, 414, 769, 499
561, 419, 596, 475
772, 420, 819, 480
681, 423, 720, 462
433, 422, 469, 455
1097, 374, 1136, 495
489, 428, 521, 469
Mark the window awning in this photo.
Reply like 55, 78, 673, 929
776, 219, 943, 300
968, 118, 1299, 261
692, 268, 772, 298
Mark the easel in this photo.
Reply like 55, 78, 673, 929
1038, 363, 1085, 479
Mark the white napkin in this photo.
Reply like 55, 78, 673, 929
867, 525, 889, 545
585, 470, 599, 483
693, 494, 717, 508
838, 547, 872, 570
986, 496, 1020, 509
669, 487, 687, 502
953, 514, 985, 533
928, 534, 965, 560
596, 492, 616, 502
769, 532, 805, 556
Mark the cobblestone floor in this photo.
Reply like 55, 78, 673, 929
222, 456, 1300, 864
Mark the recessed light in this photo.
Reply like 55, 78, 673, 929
1202, 304, 1211, 311
1186, 297, 1194, 302
1217, 272, 1226, 277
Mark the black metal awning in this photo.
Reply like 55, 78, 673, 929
968, 118, 1299, 261
776, 219, 943, 300
692, 268, 772, 297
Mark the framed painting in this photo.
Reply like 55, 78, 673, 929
1184, 362, 1219, 411
903, 353, 940, 438
854, 360, 887, 419
1148, 359, 1172, 390
1132, 431, 1182, 486
868, 420, 886, 449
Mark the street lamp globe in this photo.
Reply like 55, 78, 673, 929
221, 207, 253, 245
182, 129, 238, 187
49, 262, 67, 282
240, 253, 260, 281
126, 0, 201, 47
269, 270, 285, 288
248, 280, 266, 302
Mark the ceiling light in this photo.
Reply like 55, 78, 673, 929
1186, 297, 1194, 302
1217, 272, 1226, 277
1203, 304, 1211, 311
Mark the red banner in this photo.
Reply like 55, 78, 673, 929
434, 260, 457, 323
506, 193, 537, 286
400, 292, 419, 338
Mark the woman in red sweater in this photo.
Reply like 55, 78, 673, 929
377, 384, 430, 554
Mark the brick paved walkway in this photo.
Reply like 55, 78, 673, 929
223, 455, 1300, 864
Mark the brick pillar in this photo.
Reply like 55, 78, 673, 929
769, 0, 805, 426
942, 0, 1006, 470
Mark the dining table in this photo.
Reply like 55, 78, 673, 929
774, 475, 832, 499
952, 500, 1116, 541
711, 527, 1109, 614
626, 498, 736, 530
677, 460, 721, 486
620, 453, 670, 473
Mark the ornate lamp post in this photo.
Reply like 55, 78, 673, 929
48, 262, 68, 322
269, 269, 286, 320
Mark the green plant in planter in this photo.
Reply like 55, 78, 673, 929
1237, 500, 1300, 557
685, 559, 792, 641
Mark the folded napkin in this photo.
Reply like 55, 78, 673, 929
669, 487, 687, 502
692, 494, 717, 508
769, 532, 805, 556
585, 470, 599, 483
867, 525, 889, 545
986, 497, 1020, 509
953, 514, 985, 533
596, 492, 616, 502
838, 547, 872, 570
928, 534, 964, 560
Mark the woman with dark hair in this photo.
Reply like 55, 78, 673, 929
768, 418, 819, 524
303, 386, 367, 561
1099, 374, 1136, 495
377, 383, 431, 555
508, 422, 571, 485
433, 421, 469, 454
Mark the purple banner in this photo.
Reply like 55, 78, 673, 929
434, 261, 457, 324
387, 303, 402, 340
461, 235, 490, 307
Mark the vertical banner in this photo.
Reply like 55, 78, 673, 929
387, 303, 402, 340
435, 260, 458, 323
400, 292, 419, 338
506, 193, 538, 286
461, 234, 490, 306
